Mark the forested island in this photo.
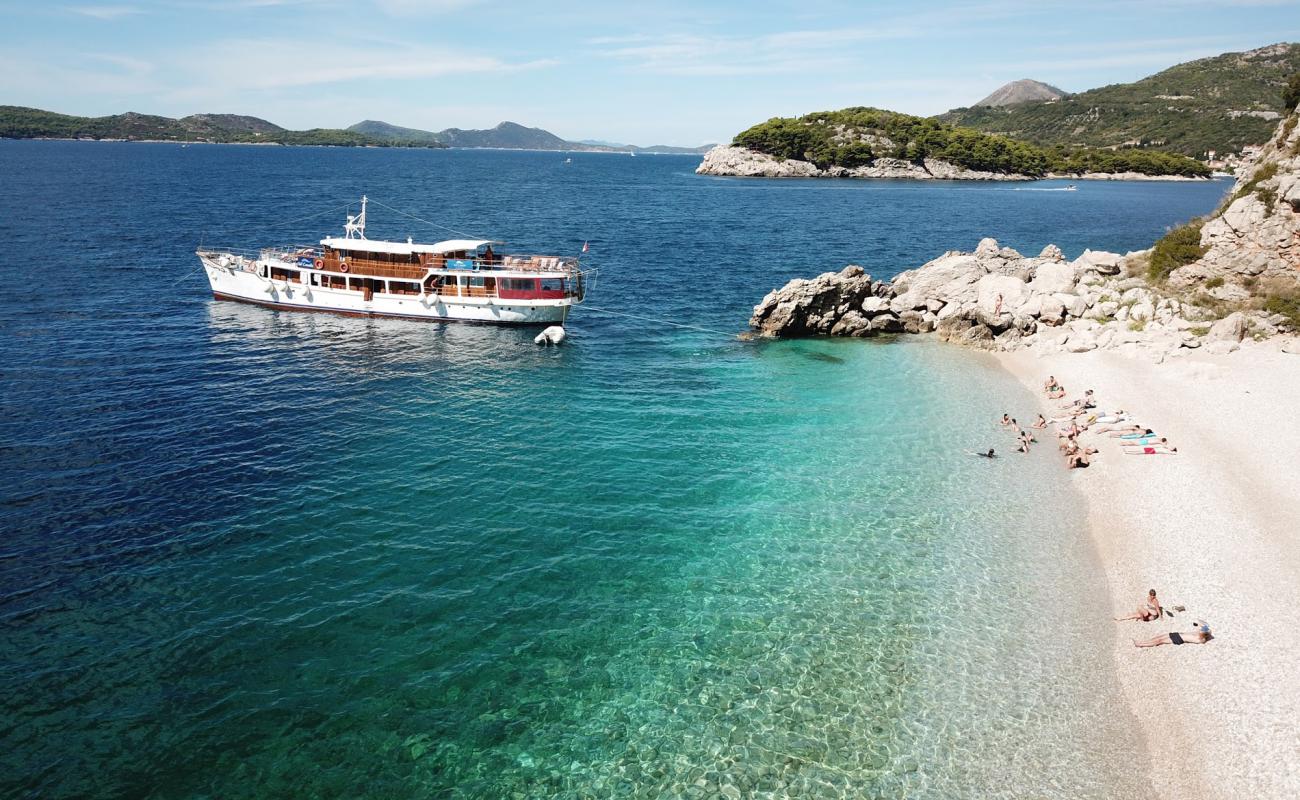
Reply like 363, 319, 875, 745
0, 106, 445, 148
721, 107, 1209, 178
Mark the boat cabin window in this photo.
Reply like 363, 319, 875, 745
389, 280, 419, 295
469, 276, 485, 288
309, 273, 320, 286
348, 277, 365, 291
270, 267, 301, 283
503, 278, 537, 292
540, 278, 564, 293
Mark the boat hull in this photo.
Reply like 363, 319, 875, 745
201, 257, 570, 326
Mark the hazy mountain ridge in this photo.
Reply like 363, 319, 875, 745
0, 106, 439, 147
347, 119, 713, 153
939, 43, 1300, 156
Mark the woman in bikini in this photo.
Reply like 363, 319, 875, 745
1107, 427, 1153, 438
1032, 414, 1048, 429
1124, 438, 1177, 455
1134, 623, 1212, 648
1116, 589, 1162, 621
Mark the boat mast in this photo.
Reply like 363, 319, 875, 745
344, 195, 368, 240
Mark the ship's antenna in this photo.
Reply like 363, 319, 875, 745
344, 195, 368, 239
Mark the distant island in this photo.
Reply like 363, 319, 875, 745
698, 107, 1210, 180
0, 105, 714, 153
348, 119, 713, 154
940, 42, 1300, 158
0, 106, 433, 148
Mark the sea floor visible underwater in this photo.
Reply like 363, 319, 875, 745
1, 142, 1232, 798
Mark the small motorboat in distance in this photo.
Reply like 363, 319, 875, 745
197, 197, 591, 326
1064, 184, 1078, 191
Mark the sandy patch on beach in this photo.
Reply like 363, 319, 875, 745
997, 340, 1300, 800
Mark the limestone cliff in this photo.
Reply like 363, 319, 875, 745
1171, 107, 1300, 291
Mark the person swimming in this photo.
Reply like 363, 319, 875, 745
999, 414, 1012, 427
969, 448, 997, 458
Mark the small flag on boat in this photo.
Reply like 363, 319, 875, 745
582, 241, 589, 253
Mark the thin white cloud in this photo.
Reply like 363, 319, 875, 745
87, 53, 155, 75
180, 37, 553, 90
68, 5, 142, 19
373, 0, 480, 14
591, 30, 887, 77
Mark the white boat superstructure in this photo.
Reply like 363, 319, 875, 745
198, 197, 590, 325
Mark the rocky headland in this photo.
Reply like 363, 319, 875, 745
697, 144, 1210, 182
696, 145, 1031, 181
748, 107, 1300, 360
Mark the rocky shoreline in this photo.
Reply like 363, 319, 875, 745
748, 238, 1294, 361
696, 145, 1211, 182
696, 145, 1032, 181
747, 107, 1300, 359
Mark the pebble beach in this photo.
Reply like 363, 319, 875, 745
998, 340, 1300, 800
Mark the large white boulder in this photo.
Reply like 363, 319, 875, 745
1029, 260, 1077, 295
1208, 311, 1248, 342
1038, 243, 1065, 262
1129, 301, 1156, 322
1039, 296, 1067, 325
897, 253, 987, 307
1077, 249, 1124, 274
861, 296, 891, 314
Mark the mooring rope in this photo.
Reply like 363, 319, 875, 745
367, 198, 484, 241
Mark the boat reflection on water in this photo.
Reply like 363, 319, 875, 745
202, 298, 577, 378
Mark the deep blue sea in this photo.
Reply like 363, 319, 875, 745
0, 142, 1229, 799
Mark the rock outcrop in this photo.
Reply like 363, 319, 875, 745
750, 238, 1293, 361
1170, 107, 1300, 289
696, 145, 1032, 181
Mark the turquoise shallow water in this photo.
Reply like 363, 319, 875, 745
0, 143, 1230, 798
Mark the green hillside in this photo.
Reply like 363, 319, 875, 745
732, 107, 1209, 177
348, 119, 444, 144
939, 42, 1300, 156
0, 106, 444, 148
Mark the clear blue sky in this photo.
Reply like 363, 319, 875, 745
3, 0, 1298, 145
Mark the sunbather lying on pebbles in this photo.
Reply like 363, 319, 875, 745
1134, 623, 1212, 648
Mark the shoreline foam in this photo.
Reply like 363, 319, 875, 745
995, 340, 1300, 800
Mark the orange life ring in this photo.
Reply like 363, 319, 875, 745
313, 257, 323, 269
339, 261, 349, 274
